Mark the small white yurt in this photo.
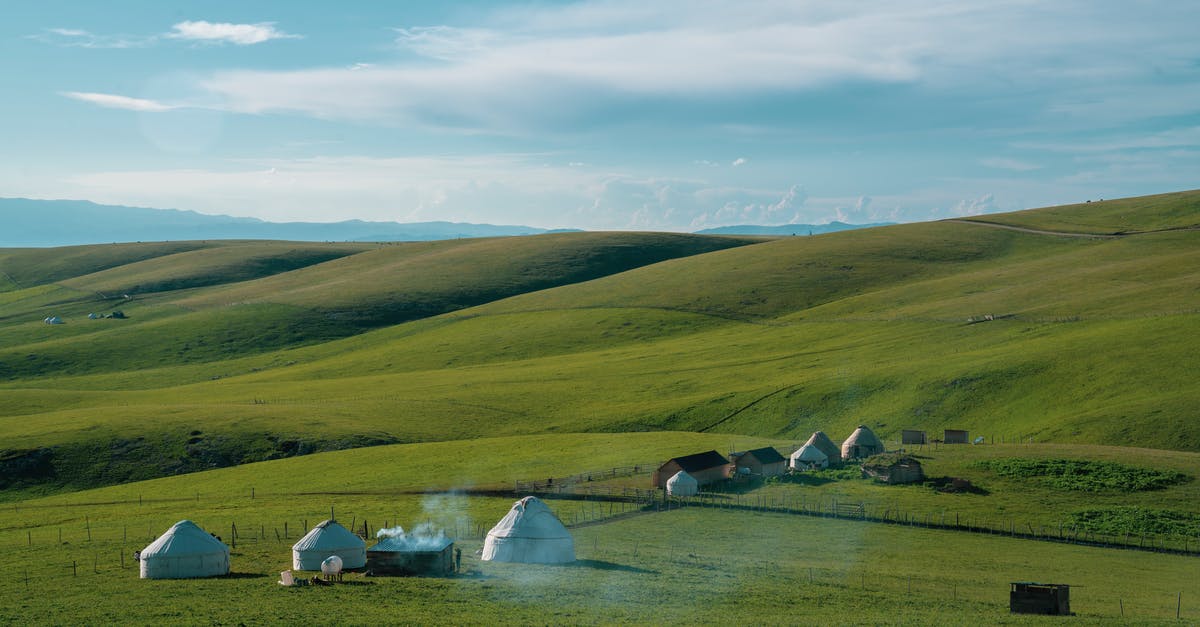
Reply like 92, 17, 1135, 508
292, 520, 366, 571
139, 520, 229, 579
789, 443, 829, 470
666, 470, 699, 496
481, 496, 574, 564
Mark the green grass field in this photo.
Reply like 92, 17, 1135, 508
0, 434, 1196, 625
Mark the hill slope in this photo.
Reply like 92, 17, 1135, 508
0, 190, 1197, 495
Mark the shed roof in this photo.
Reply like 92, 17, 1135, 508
736, 447, 787, 465
666, 450, 730, 472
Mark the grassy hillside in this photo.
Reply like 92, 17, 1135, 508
0, 191, 1197, 494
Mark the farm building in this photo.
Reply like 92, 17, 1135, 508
666, 470, 699, 496
944, 429, 970, 444
292, 519, 366, 571
804, 431, 842, 467
1010, 582, 1070, 615
482, 496, 575, 564
861, 453, 925, 484
139, 520, 229, 579
652, 450, 731, 488
730, 447, 788, 477
841, 425, 884, 460
367, 536, 454, 576
901, 430, 927, 445
788, 443, 828, 471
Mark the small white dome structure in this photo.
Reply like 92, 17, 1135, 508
665, 470, 699, 496
139, 520, 229, 579
789, 444, 829, 470
482, 496, 574, 564
321, 555, 344, 575
292, 520, 366, 571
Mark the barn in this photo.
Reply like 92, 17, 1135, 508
652, 450, 731, 488
730, 447, 788, 478
841, 425, 885, 460
1010, 582, 1070, 615
901, 430, 927, 445
944, 429, 970, 444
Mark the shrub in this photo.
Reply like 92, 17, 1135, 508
974, 458, 1188, 492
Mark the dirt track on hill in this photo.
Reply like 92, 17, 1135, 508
947, 218, 1200, 239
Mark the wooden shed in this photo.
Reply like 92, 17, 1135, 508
729, 447, 788, 478
944, 429, 970, 444
901, 430, 927, 445
1010, 582, 1070, 615
652, 451, 731, 488
861, 454, 924, 484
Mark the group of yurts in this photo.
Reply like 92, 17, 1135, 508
137, 426, 883, 580
137, 496, 574, 580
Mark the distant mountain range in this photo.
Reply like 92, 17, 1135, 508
0, 197, 888, 246
0, 198, 567, 247
695, 221, 894, 236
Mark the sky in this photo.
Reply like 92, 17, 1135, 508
2, 1, 1198, 231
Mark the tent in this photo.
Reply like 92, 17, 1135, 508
44, 316, 64, 325
666, 470, 699, 496
139, 520, 229, 579
841, 425, 884, 460
789, 443, 829, 470
481, 496, 574, 564
292, 519, 366, 571
805, 431, 842, 467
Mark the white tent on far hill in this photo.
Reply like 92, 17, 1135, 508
666, 470, 699, 496
789, 443, 829, 470
481, 496, 575, 564
292, 519, 366, 571
139, 520, 229, 579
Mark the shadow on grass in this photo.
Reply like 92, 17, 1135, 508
222, 572, 271, 579
568, 559, 658, 574
925, 476, 990, 495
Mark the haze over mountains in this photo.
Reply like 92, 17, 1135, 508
0, 197, 887, 246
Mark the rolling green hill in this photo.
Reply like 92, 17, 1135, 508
0, 190, 1197, 494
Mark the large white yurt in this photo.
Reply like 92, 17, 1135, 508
481, 496, 575, 564
841, 425, 885, 460
789, 443, 829, 470
139, 520, 230, 579
292, 520, 366, 571
665, 470, 699, 496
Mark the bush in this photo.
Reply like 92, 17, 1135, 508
974, 458, 1188, 492
1068, 507, 1200, 537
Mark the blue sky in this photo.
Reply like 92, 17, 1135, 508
2, 1, 1198, 230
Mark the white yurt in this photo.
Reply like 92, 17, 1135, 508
292, 520, 366, 571
665, 470, 699, 496
789, 443, 829, 470
139, 520, 229, 579
481, 496, 574, 564
842, 425, 885, 460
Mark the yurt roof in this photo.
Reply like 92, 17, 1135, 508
489, 496, 571, 540
791, 443, 829, 462
666, 470, 698, 487
142, 520, 227, 557
293, 519, 364, 552
844, 425, 883, 447
805, 431, 841, 457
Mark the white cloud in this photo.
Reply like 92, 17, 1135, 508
61, 91, 177, 113
29, 27, 153, 48
165, 21, 299, 45
732, 157, 747, 167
